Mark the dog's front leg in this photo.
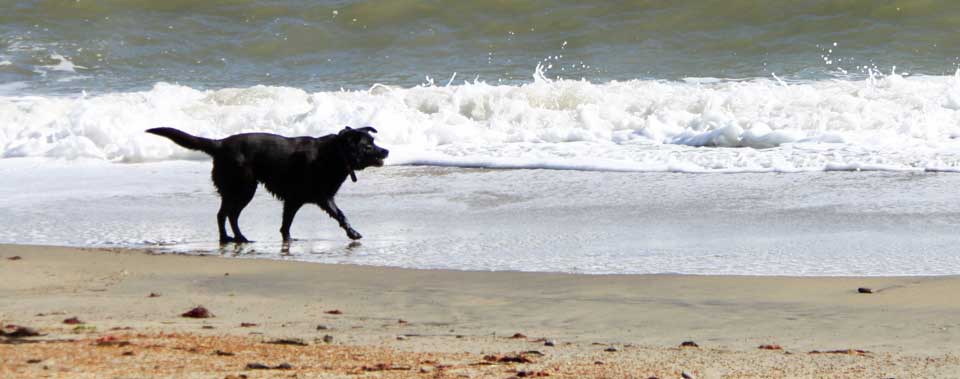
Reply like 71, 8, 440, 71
320, 198, 362, 240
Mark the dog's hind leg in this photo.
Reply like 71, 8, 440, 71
224, 182, 257, 243
320, 198, 362, 240
216, 203, 231, 243
280, 201, 303, 242
212, 162, 257, 244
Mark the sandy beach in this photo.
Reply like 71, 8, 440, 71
2, 244, 959, 378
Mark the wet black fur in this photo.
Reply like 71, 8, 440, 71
146, 126, 389, 243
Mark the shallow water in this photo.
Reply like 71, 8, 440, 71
3, 159, 958, 276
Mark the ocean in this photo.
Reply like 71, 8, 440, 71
2, 1, 960, 275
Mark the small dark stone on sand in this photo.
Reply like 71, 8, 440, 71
240, 322, 258, 328
62, 317, 84, 325
121, 351, 134, 356
148, 292, 161, 298
215, 350, 235, 356
274, 363, 293, 370
322, 335, 334, 343
26, 359, 42, 364
201, 325, 215, 329
858, 287, 873, 294
510, 332, 527, 339
398, 319, 408, 324
682, 372, 694, 379
604, 346, 618, 352
1, 326, 41, 338
316, 324, 329, 330
245, 363, 271, 370
325, 309, 343, 315
181, 306, 214, 318
680, 341, 699, 348
6, 256, 22, 260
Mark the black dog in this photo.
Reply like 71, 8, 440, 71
146, 126, 389, 243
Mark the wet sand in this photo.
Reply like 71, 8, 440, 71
2, 244, 960, 378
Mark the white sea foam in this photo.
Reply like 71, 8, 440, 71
3, 72, 960, 172
41, 53, 86, 73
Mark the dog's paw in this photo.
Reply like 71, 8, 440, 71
346, 229, 363, 240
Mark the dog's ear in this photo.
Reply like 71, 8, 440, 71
338, 126, 353, 135
354, 126, 378, 134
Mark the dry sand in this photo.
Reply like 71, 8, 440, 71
2, 244, 959, 378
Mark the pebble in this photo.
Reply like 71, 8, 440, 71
316, 324, 330, 330
396, 335, 407, 340
181, 306, 214, 318
420, 366, 435, 373
322, 334, 334, 343
858, 287, 874, 294
682, 372, 694, 379
680, 341, 699, 348
544, 339, 556, 346
604, 346, 618, 352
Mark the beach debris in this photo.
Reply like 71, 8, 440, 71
181, 306, 214, 318
94, 335, 130, 347
808, 349, 871, 355
604, 346, 619, 352
148, 292, 161, 298
857, 287, 874, 294
483, 353, 535, 364
544, 339, 556, 347
680, 340, 699, 348
240, 322, 258, 327
72, 325, 96, 333
510, 332, 527, 339
325, 309, 343, 315
363, 363, 412, 371
62, 317, 84, 325
759, 344, 783, 350
316, 324, 330, 330
26, 359, 42, 364
322, 334, 334, 343
215, 350, 235, 356
265, 338, 308, 346
1, 326, 42, 338
682, 372, 695, 379
594, 361, 604, 365
6, 256, 22, 260
245, 362, 292, 370
514, 370, 551, 377
34, 311, 67, 317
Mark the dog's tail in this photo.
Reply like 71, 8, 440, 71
146, 127, 221, 156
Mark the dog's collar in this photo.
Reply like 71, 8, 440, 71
338, 139, 358, 183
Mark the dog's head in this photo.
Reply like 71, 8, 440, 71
338, 126, 389, 181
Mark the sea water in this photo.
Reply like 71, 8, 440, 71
3, 1, 960, 275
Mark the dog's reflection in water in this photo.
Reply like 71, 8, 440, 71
280, 240, 362, 256
212, 239, 362, 258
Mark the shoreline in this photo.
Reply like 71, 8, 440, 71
3, 244, 960, 378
